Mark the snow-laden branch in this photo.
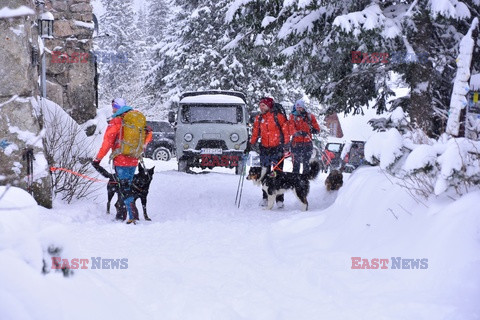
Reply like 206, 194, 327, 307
446, 17, 479, 136
332, 1, 471, 40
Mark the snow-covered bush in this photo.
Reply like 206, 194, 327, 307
0, 186, 73, 278
366, 107, 480, 198
40, 100, 100, 203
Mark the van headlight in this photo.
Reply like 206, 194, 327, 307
184, 133, 193, 142
230, 133, 239, 142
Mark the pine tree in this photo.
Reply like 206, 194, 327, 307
97, 0, 138, 105
228, 0, 479, 136
146, 0, 303, 114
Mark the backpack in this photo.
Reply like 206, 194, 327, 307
293, 111, 319, 135
259, 102, 287, 144
305, 113, 319, 134
113, 110, 147, 159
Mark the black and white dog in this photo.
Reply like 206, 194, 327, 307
94, 163, 155, 221
246, 160, 320, 211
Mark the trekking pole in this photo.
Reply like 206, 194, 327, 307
237, 157, 248, 208
235, 154, 248, 208
235, 154, 245, 205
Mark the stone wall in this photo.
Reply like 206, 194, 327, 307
1, 0, 97, 208
44, 0, 97, 125
0, 0, 52, 208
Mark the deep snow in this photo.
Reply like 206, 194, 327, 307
1, 157, 479, 320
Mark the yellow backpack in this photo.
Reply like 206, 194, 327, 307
113, 110, 147, 159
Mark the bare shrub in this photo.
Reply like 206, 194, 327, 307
41, 101, 102, 203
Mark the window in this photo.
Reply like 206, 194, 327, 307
181, 105, 241, 124
329, 122, 338, 136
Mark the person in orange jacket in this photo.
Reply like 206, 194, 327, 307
286, 99, 320, 174
249, 97, 289, 208
92, 98, 152, 224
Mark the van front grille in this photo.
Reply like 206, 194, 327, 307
195, 140, 228, 150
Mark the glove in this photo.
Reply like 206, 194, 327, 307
91, 159, 101, 168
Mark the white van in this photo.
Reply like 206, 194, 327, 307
169, 91, 249, 173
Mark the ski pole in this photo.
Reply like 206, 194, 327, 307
235, 155, 245, 206
236, 155, 248, 208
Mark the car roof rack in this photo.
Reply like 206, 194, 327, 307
180, 90, 246, 103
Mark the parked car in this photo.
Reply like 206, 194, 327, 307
341, 140, 366, 173
144, 120, 176, 161
320, 142, 344, 172
169, 90, 249, 174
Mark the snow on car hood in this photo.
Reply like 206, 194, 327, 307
180, 94, 245, 105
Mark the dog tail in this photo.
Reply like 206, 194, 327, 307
306, 160, 321, 180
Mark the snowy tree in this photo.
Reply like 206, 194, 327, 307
228, 0, 479, 137
146, 0, 303, 114
97, 0, 140, 106
147, 0, 170, 44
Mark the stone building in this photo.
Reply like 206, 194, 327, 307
0, 0, 96, 208
44, 0, 97, 125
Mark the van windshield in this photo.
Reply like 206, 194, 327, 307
181, 105, 242, 124
327, 143, 342, 153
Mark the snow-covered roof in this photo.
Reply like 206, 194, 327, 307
0, 6, 35, 19
337, 107, 377, 142
180, 94, 245, 105
470, 74, 480, 91
39, 11, 54, 21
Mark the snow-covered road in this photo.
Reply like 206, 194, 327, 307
3, 159, 479, 320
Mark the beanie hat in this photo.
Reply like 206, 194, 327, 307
259, 97, 274, 110
295, 99, 305, 109
112, 97, 126, 109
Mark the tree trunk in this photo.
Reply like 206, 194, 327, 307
408, 8, 437, 137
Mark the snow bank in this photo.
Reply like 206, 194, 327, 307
3, 156, 479, 319
0, 186, 144, 320
270, 166, 480, 319
365, 128, 403, 169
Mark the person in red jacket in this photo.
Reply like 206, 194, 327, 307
249, 97, 289, 208
92, 98, 152, 224
286, 99, 320, 174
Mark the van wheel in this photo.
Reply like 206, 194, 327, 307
153, 147, 171, 161
178, 159, 189, 172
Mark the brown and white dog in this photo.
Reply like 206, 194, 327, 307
246, 161, 320, 211
325, 169, 343, 191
